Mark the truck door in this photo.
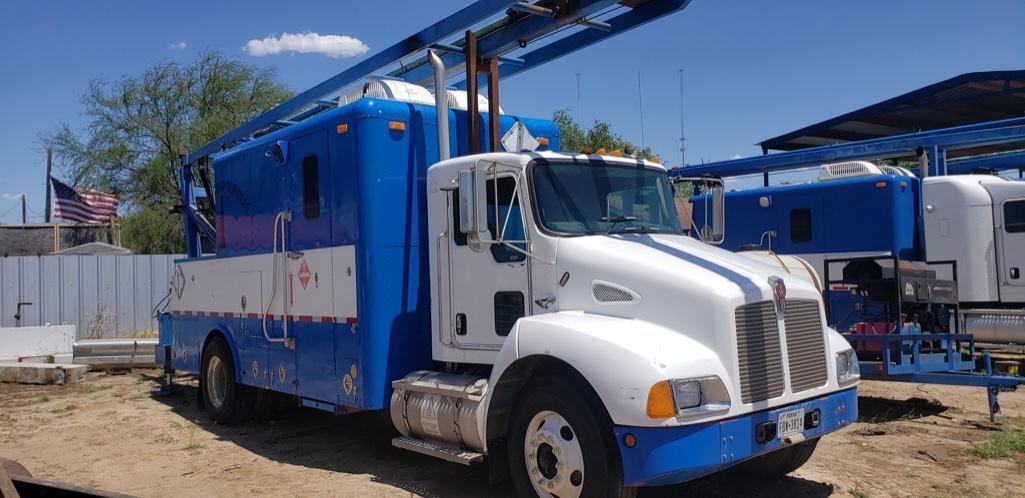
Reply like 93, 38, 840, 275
996, 197, 1025, 292
286, 129, 334, 400
446, 175, 530, 350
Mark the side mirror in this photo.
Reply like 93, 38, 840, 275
709, 184, 725, 243
458, 168, 491, 246
268, 140, 289, 165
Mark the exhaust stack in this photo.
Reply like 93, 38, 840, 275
428, 50, 450, 161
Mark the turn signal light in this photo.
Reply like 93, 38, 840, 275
336, 123, 349, 134
646, 380, 675, 419
537, 137, 550, 145
388, 121, 406, 131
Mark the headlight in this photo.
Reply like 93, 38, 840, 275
836, 349, 860, 386
647, 376, 731, 419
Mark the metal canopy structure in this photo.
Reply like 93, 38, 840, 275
672, 116, 1025, 179
183, 0, 691, 165
759, 70, 1025, 157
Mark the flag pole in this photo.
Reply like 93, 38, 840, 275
44, 148, 52, 223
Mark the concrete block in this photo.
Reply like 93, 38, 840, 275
0, 325, 76, 362
0, 362, 88, 385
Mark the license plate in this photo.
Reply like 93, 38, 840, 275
778, 408, 805, 438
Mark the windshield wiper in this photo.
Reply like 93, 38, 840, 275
621, 225, 661, 234
601, 215, 638, 235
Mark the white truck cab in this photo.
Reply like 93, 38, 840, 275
924, 175, 1025, 342
392, 150, 859, 496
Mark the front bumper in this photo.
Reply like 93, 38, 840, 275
615, 387, 857, 487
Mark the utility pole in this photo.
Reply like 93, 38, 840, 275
45, 147, 52, 223
637, 70, 646, 149
575, 72, 581, 104
679, 69, 686, 167
21, 193, 27, 224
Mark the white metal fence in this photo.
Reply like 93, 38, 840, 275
0, 255, 180, 338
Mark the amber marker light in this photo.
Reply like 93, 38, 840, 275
388, 121, 406, 131
336, 124, 349, 134
646, 380, 675, 419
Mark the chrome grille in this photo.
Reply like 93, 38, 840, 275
784, 299, 829, 392
735, 301, 785, 404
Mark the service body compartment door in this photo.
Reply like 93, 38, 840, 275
236, 271, 269, 388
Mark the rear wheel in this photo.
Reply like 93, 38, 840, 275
200, 337, 252, 424
736, 438, 819, 478
508, 378, 635, 498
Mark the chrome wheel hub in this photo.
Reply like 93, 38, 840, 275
524, 410, 584, 498
206, 355, 227, 409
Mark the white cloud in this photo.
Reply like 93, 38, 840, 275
243, 32, 369, 58
169, 41, 187, 50
730, 154, 745, 160
1, 192, 25, 200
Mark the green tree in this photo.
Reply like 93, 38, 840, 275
552, 108, 656, 160
41, 51, 292, 253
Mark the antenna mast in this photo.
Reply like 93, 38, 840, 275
679, 69, 686, 167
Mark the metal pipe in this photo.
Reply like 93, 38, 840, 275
510, 2, 554, 17
429, 44, 525, 65
263, 211, 291, 346
465, 31, 480, 155
428, 50, 451, 162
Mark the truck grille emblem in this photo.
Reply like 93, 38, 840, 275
769, 276, 786, 318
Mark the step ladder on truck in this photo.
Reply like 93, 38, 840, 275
156, 1, 859, 494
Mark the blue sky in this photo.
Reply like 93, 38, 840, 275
1, 0, 1022, 223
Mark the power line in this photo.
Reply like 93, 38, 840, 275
0, 200, 20, 219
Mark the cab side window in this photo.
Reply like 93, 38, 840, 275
487, 177, 526, 263
1005, 200, 1025, 233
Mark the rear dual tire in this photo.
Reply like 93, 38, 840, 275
200, 338, 254, 424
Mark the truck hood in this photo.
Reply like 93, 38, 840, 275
554, 233, 824, 352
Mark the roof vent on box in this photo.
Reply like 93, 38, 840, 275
818, 161, 883, 181
338, 78, 435, 106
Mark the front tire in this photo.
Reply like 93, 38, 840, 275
736, 438, 819, 478
508, 378, 635, 498
200, 337, 252, 424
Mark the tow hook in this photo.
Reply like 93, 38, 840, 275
755, 421, 776, 443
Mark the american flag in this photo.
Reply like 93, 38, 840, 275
50, 177, 119, 224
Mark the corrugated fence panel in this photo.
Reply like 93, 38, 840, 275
0, 254, 180, 339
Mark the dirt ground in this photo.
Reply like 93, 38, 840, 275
1, 372, 1023, 498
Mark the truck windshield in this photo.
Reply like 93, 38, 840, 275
530, 160, 683, 235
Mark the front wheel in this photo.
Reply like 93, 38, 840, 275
508, 378, 635, 498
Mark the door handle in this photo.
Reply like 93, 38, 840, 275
455, 313, 467, 336
1012, 267, 1021, 280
